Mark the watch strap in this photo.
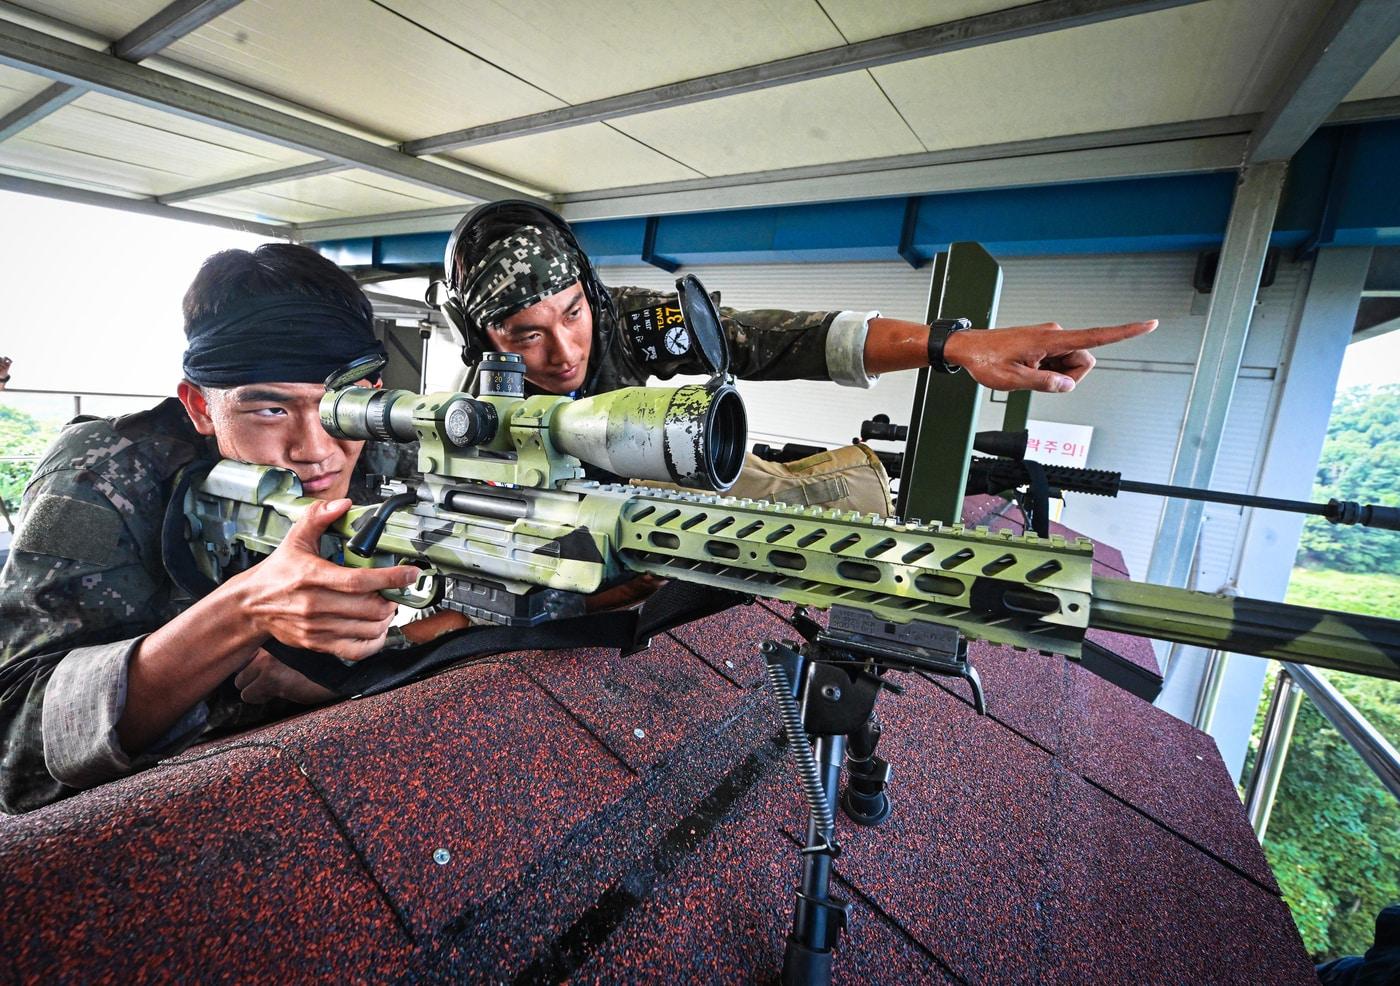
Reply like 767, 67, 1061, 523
926, 317, 972, 373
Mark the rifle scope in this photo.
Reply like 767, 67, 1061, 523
320, 387, 498, 447
554, 384, 747, 491
319, 382, 747, 492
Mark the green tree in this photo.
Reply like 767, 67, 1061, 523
1297, 384, 1400, 574
0, 404, 59, 518
1246, 666, 1400, 958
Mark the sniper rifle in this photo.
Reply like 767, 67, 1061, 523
179, 275, 1400, 986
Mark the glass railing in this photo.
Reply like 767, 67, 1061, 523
1242, 664, 1400, 959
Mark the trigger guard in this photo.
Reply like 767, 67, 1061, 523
383, 571, 444, 610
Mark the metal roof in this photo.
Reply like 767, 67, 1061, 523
0, 0, 1397, 239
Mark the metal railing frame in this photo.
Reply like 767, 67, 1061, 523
1243, 662, 1400, 842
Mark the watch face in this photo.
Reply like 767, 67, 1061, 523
664, 324, 689, 356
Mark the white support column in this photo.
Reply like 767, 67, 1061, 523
1156, 248, 1372, 779
1147, 162, 1288, 589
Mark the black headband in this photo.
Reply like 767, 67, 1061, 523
182, 293, 385, 388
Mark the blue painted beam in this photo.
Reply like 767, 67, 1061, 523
312, 120, 1400, 268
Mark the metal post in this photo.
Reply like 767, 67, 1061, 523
896, 242, 1003, 525
1147, 161, 1288, 588
1192, 649, 1228, 733
1000, 390, 1031, 435
1190, 581, 1237, 732
1243, 668, 1302, 841
72, 394, 81, 418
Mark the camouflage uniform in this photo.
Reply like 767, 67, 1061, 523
573, 285, 877, 397
0, 398, 395, 814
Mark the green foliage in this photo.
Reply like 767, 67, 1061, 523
1285, 567, 1400, 620
0, 404, 60, 516
1246, 640, 1400, 959
1252, 383, 1400, 958
1297, 384, 1400, 574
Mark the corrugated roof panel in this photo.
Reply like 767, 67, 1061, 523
0, 91, 315, 197
871, 0, 1322, 151
3, 0, 169, 42
1347, 35, 1400, 102
449, 122, 703, 194
161, 0, 564, 143
380, 0, 844, 105
0, 63, 53, 118
180, 167, 470, 225
609, 72, 925, 178
817, 0, 1027, 42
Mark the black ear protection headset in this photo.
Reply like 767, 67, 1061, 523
439, 200, 617, 371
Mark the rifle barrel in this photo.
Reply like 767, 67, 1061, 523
1090, 576, 1400, 681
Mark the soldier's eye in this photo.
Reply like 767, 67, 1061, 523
249, 407, 288, 418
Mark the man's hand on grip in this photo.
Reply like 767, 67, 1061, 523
230, 498, 419, 662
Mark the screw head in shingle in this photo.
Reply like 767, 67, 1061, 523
633, 728, 646, 740
433, 848, 451, 865
724, 660, 735, 669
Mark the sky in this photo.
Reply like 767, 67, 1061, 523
0, 187, 1396, 401
0, 190, 271, 399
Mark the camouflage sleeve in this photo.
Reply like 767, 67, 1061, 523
610, 285, 875, 384
0, 466, 192, 813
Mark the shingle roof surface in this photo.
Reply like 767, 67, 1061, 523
0, 508, 1311, 983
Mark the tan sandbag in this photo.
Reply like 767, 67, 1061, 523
640, 443, 893, 517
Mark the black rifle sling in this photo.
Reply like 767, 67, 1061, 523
270, 579, 749, 698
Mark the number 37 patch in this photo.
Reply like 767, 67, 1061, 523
625, 301, 691, 365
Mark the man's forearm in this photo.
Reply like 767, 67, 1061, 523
117, 581, 264, 754
862, 317, 932, 375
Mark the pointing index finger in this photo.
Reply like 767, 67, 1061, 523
1047, 320, 1157, 352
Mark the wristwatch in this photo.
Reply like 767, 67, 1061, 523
926, 317, 972, 373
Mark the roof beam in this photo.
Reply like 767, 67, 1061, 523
0, 80, 81, 141
291, 124, 1250, 240
0, 172, 290, 236
0, 0, 244, 144
402, 0, 1207, 155
113, 0, 245, 61
156, 160, 345, 203
1246, 0, 1400, 163
0, 18, 538, 204
558, 119, 1251, 221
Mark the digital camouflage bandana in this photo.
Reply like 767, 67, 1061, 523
460, 224, 581, 328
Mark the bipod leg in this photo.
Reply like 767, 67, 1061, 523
841, 712, 892, 826
783, 732, 849, 986
762, 641, 856, 986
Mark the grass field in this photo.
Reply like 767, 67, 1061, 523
1285, 567, 1400, 621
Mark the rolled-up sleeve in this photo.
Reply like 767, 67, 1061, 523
42, 636, 209, 789
824, 310, 881, 389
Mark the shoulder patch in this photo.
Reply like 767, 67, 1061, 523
13, 493, 122, 566
624, 299, 691, 365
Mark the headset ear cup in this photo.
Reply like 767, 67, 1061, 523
441, 295, 487, 365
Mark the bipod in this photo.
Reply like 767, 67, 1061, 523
762, 605, 987, 986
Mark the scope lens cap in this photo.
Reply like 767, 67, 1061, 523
324, 354, 388, 390
676, 273, 730, 382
